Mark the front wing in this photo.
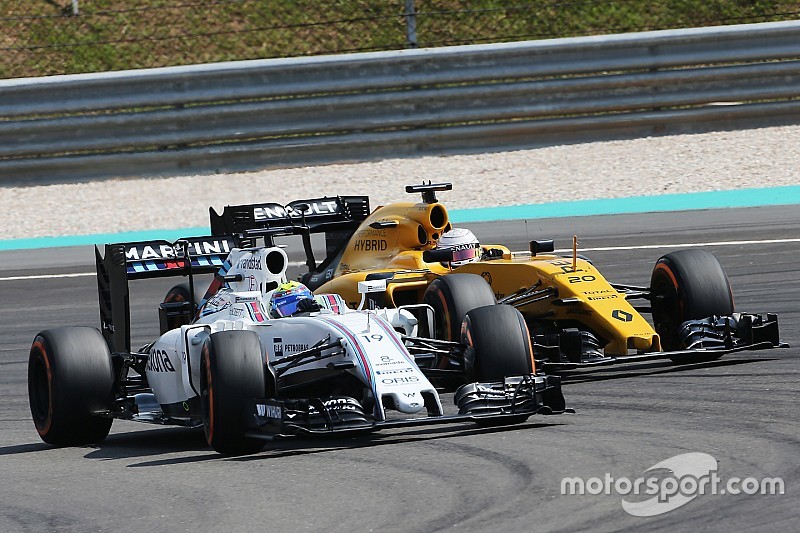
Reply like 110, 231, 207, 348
538, 312, 788, 371
246, 375, 568, 438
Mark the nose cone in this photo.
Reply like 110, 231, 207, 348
386, 392, 426, 414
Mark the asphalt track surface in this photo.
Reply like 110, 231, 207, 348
1, 206, 797, 532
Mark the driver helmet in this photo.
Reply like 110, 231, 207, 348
269, 281, 314, 318
436, 228, 481, 267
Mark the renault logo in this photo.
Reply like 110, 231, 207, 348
612, 309, 633, 322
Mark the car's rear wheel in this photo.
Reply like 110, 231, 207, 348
423, 274, 496, 341
28, 327, 115, 446
462, 304, 534, 382
162, 283, 194, 331
650, 249, 734, 359
201, 330, 266, 455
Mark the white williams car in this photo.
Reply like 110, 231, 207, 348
28, 231, 567, 455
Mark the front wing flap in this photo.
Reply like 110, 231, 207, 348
247, 374, 569, 438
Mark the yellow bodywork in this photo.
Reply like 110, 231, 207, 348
314, 199, 660, 356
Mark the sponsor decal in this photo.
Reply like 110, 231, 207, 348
353, 239, 388, 251
320, 398, 358, 411
188, 239, 231, 257
284, 343, 310, 353
124, 240, 231, 261
376, 367, 416, 375
271, 338, 309, 356
357, 228, 388, 238
566, 308, 593, 316
481, 271, 493, 285
236, 256, 262, 270
588, 294, 619, 301
375, 355, 406, 367
253, 200, 340, 221
381, 376, 420, 385
253, 204, 287, 220
256, 403, 282, 419
146, 349, 176, 373
126, 244, 176, 261
612, 309, 634, 322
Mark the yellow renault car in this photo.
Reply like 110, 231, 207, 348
210, 183, 785, 370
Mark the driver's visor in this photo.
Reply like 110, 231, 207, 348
451, 246, 480, 263
273, 298, 301, 318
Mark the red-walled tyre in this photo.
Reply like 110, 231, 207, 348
28, 327, 114, 446
423, 274, 496, 341
200, 330, 266, 455
650, 249, 734, 357
461, 304, 534, 383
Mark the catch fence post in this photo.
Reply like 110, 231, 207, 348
404, 0, 418, 48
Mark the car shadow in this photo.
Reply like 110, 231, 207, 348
82, 426, 213, 461
558, 356, 777, 384
0, 427, 211, 460
10, 411, 568, 465
123, 419, 567, 468
0, 442, 52, 456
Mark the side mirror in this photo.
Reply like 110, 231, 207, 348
530, 239, 555, 256
357, 279, 388, 310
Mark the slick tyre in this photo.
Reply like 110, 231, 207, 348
201, 330, 266, 455
28, 327, 115, 446
462, 304, 534, 383
423, 274, 496, 341
650, 249, 734, 356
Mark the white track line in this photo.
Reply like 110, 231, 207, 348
1, 237, 797, 282
0, 272, 97, 282
553, 237, 800, 253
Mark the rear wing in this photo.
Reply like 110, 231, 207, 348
96, 235, 234, 353
209, 196, 370, 258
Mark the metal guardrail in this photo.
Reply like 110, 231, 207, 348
2, 20, 800, 182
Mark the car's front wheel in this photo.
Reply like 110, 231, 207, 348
201, 330, 266, 455
650, 249, 734, 359
461, 304, 534, 382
